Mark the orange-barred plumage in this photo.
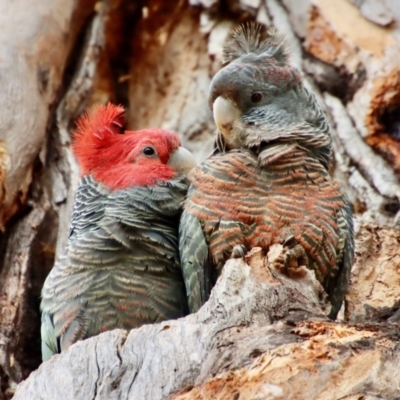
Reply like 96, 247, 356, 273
185, 147, 344, 282
180, 23, 353, 319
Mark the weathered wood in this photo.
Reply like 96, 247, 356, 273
0, 0, 96, 230
325, 93, 400, 226
305, 0, 400, 187
127, 0, 215, 162
13, 225, 400, 399
346, 220, 400, 323
0, 1, 105, 397
0, 197, 52, 398
52, 0, 109, 256
13, 246, 329, 400
171, 321, 400, 400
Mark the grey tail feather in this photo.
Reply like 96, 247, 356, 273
222, 22, 290, 66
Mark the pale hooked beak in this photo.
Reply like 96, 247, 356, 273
167, 146, 197, 175
213, 96, 240, 137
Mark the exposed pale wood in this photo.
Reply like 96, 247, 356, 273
171, 321, 400, 400
128, 0, 214, 162
0, 2, 106, 397
307, 0, 400, 182
0, 198, 51, 398
53, 0, 109, 256
0, 0, 96, 230
13, 230, 400, 399
346, 219, 400, 323
325, 93, 400, 226
13, 246, 329, 400
349, 0, 393, 27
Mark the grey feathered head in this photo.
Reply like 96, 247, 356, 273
222, 22, 290, 66
209, 23, 301, 113
208, 22, 332, 169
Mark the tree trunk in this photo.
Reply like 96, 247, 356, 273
1, 0, 400, 399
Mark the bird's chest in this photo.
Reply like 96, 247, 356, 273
188, 154, 341, 256
190, 159, 328, 221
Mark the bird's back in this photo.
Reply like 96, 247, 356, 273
41, 176, 188, 359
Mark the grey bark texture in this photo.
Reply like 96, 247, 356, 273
13, 232, 400, 400
1, 0, 400, 399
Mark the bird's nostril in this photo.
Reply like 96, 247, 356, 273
221, 122, 232, 131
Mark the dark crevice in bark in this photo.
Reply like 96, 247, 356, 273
303, 54, 366, 103
363, 300, 400, 323
378, 104, 400, 141
0, 365, 10, 400
105, 0, 144, 108
62, 14, 97, 99
222, 0, 258, 18
0, 9, 107, 398
16, 208, 58, 380
0, 197, 34, 258
0, 203, 33, 273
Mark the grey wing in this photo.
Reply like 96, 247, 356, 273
40, 250, 94, 361
326, 202, 354, 320
68, 176, 110, 242
179, 210, 211, 313
41, 312, 58, 361
41, 307, 89, 362
41, 218, 145, 362
41, 177, 108, 360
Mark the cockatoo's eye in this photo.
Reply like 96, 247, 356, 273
143, 146, 156, 156
251, 92, 263, 103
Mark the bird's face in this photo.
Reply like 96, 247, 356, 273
73, 104, 196, 190
97, 130, 197, 189
125, 130, 196, 176
209, 54, 304, 149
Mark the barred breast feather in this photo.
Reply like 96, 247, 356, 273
180, 144, 353, 318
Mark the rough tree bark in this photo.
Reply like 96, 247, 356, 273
12, 229, 400, 400
1, 0, 400, 399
